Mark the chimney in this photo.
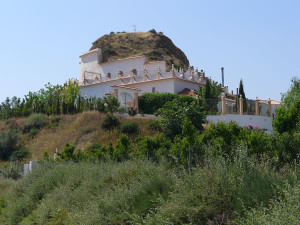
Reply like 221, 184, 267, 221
221, 67, 224, 87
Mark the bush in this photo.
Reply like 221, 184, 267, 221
127, 106, 137, 116
22, 114, 48, 133
147, 119, 162, 132
87, 142, 112, 160
121, 121, 139, 134
138, 92, 196, 114
158, 98, 205, 139
101, 113, 120, 130
0, 128, 20, 160
114, 134, 133, 161
10, 147, 30, 161
1, 162, 22, 180
148, 29, 157, 34
239, 183, 300, 224
118, 106, 126, 114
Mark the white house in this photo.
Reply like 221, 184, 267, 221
79, 48, 206, 108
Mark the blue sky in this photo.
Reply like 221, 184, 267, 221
0, 0, 299, 102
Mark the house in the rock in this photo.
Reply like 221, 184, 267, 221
79, 48, 206, 108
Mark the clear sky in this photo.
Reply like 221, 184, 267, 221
0, 0, 299, 102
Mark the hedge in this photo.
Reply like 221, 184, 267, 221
138, 93, 196, 114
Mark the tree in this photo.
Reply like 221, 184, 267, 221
196, 78, 222, 114
158, 98, 206, 139
273, 77, 300, 133
239, 79, 247, 112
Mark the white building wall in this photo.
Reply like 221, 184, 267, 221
206, 115, 273, 133
100, 57, 146, 79
79, 51, 101, 84
174, 79, 200, 94
80, 80, 121, 99
132, 79, 175, 94
144, 61, 166, 74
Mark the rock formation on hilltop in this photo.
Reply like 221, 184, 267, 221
90, 31, 189, 70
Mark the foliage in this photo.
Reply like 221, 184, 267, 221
273, 77, 300, 133
57, 143, 84, 161
239, 183, 300, 224
157, 98, 205, 139
87, 142, 112, 160
196, 78, 222, 114
127, 106, 137, 116
113, 134, 133, 161
120, 121, 139, 134
239, 79, 248, 112
104, 95, 120, 113
147, 119, 162, 132
138, 92, 196, 114
101, 113, 120, 130
0, 162, 22, 180
2, 153, 299, 224
22, 113, 48, 133
148, 29, 157, 34
137, 134, 172, 160
9, 147, 30, 162
61, 81, 81, 114
0, 128, 20, 160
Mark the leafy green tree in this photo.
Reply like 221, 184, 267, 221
239, 79, 247, 112
62, 81, 80, 114
0, 128, 20, 160
114, 134, 133, 161
196, 78, 222, 114
273, 77, 300, 133
158, 98, 206, 139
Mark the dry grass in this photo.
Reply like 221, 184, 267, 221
21, 112, 159, 160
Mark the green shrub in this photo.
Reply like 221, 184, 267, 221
158, 98, 205, 139
118, 106, 126, 113
197, 121, 242, 156
22, 113, 48, 133
1, 162, 22, 180
28, 128, 39, 138
114, 134, 132, 161
101, 113, 120, 130
147, 119, 162, 132
0, 128, 20, 160
121, 121, 139, 134
239, 183, 300, 224
10, 147, 30, 161
138, 92, 196, 114
127, 106, 137, 116
87, 142, 111, 160
148, 28, 157, 34
137, 134, 171, 160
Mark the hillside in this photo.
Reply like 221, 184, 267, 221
90, 31, 190, 70
0, 112, 158, 161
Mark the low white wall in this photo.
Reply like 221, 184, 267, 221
206, 115, 273, 133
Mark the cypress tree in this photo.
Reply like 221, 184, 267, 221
239, 79, 247, 112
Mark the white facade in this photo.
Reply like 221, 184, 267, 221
207, 115, 273, 133
79, 48, 206, 99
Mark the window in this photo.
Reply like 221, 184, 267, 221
133, 69, 137, 75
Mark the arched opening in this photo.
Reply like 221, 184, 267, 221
152, 87, 156, 93
133, 69, 137, 75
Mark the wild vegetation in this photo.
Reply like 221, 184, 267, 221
0, 78, 299, 224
